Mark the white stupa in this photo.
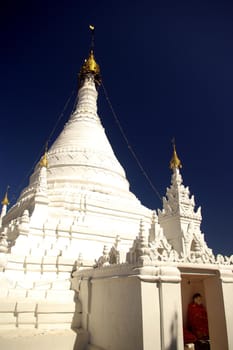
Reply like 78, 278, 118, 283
0, 30, 152, 336
0, 28, 233, 350
1, 49, 153, 260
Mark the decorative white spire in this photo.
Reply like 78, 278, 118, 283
162, 167, 201, 220
68, 73, 100, 124
158, 144, 205, 256
46, 47, 133, 200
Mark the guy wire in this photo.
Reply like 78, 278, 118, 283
101, 81, 162, 203
12, 88, 75, 201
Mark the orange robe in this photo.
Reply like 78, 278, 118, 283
187, 302, 209, 340
183, 327, 197, 344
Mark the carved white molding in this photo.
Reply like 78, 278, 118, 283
159, 169, 202, 221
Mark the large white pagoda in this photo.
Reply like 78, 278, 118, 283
0, 30, 233, 350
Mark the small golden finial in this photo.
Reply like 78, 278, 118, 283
1, 186, 10, 206
39, 142, 48, 168
79, 25, 101, 86
170, 138, 182, 170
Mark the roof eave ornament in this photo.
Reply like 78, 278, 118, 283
78, 25, 101, 87
169, 138, 182, 171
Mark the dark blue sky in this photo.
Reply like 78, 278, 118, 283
1, 0, 233, 255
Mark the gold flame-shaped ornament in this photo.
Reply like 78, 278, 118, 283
1, 187, 9, 206
39, 151, 48, 168
170, 143, 182, 170
79, 50, 101, 85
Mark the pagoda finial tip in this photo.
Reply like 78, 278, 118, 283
169, 138, 182, 170
79, 26, 101, 86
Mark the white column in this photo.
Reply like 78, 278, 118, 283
158, 266, 183, 350
204, 268, 233, 350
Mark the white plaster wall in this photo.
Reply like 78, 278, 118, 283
204, 276, 228, 350
159, 281, 183, 350
77, 266, 184, 350
141, 281, 161, 349
87, 276, 143, 350
221, 282, 233, 349
0, 330, 77, 350
204, 270, 233, 350
159, 219, 182, 253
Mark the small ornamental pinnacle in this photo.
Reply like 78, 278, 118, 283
1, 186, 10, 206
39, 143, 48, 168
40, 152, 48, 168
170, 139, 182, 170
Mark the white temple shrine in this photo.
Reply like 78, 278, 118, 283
0, 29, 233, 350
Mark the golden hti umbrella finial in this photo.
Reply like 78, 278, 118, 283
79, 25, 101, 86
39, 142, 48, 168
1, 185, 10, 206
170, 138, 182, 170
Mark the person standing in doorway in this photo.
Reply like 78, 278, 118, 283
187, 293, 210, 350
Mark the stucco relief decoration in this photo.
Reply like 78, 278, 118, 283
126, 219, 181, 264
72, 253, 84, 275
96, 217, 233, 266
0, 229, 9, 270
160, 169, 202, 221
109, 235, 121, 264
91, 214, 233, 266
180, 226, 233, 265
0, 230, 8, 254
94, 245, 110, 267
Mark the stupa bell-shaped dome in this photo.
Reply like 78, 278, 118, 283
44, 73, 133, 198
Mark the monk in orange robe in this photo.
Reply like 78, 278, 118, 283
187, 293, 209, 340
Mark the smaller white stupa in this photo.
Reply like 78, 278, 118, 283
158, 142, 212, 262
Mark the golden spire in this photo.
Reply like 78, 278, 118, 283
39, 143, 48, 168
1, 186, 9, 206
170, 139, 182, 170
79, 25, 101, 86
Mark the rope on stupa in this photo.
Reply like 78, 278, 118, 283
12, 88, 76, 203
101, 81, 162, 203
47, 89, 76, 144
